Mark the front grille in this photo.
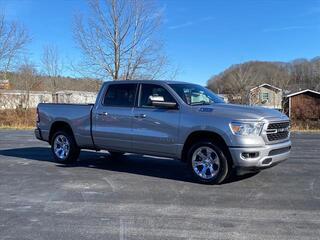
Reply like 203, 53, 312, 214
267, 122, 290, 130
266, 121, 290, 142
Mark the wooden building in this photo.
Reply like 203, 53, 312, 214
286, 89, 320, 120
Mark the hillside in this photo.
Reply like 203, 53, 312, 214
207, 58, 320, 97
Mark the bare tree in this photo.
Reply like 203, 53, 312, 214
18, 59, 42, 110
74, 0, 171, 80
273, 65, 291, 91
227, 64, 258, 104
41, 44, 63, 92
0, 12, 30, 79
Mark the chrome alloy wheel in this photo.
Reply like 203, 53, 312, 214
53, 135, 70, 160
191, 146, 220, 180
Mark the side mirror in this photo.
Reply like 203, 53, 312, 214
149, 95, 177, 109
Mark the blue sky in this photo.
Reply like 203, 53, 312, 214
1, 0, 320, 85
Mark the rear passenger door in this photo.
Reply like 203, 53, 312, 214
92, 83, 138, 152
131, 83, 180, 157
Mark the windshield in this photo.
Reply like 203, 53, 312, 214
169, 84, 225, 105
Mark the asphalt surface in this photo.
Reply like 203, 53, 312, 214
0, 130, 319, 240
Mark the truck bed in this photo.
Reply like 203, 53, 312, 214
37, 103, 95, 148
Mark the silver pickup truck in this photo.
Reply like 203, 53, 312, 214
35, 80, 291, 184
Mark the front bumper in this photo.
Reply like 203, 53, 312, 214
229, 140, 291, 169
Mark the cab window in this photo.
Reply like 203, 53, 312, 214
139, 84, 176, 108
103, 84, 137, 107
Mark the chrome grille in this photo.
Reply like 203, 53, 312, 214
266, 121, 290, 142
268, 122, 290, 130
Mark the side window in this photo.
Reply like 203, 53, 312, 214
261, 92, 269, 102
139, 84, 176, 108
103, 84, 137, 107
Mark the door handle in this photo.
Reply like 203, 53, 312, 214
134, 114, 146, 118
97, 112, 108, 116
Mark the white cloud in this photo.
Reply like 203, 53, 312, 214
168, 21, 194, 30
168, 16, 213, 30
262, 25, 318, 32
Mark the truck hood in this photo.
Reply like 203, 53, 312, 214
196, 103, 288, 121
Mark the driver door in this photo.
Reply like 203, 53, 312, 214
131, 83, 180, 157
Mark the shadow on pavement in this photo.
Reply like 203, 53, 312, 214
0, 147, 258, 184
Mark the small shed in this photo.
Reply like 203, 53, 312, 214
286, 89, 320, 120
249, 83, 283, 109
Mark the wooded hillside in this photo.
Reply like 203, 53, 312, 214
207, 57, 320, 103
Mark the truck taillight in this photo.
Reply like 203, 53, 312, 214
36, 107, 40, 122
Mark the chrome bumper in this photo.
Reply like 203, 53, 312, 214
229, 140, 291, 168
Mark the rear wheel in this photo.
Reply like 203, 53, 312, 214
51, 131, 80, 164
187, 140, 229, 184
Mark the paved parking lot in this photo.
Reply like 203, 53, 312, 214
0, 130, 319, 240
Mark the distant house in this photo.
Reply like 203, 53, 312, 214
249, 83, 283, 110
0, 80, 10, 90
0, 90, 52, 109
227, 94, 243, 103
217, 94, 229, 103
285, 89, 320, 120
52, 91, 97, 104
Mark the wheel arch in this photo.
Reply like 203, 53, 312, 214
181, 130, 233, 166
49, 121, 76, 145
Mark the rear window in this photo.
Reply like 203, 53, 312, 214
103, 84, 137, 107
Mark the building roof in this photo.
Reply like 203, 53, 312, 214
286, 89, 320, 98
250, 83, 282, 92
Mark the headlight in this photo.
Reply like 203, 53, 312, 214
229, 122, 264, 136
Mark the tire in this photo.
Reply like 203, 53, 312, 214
109, 151, 125, 158
187, 140, 229, 184
51, 131, 80, 164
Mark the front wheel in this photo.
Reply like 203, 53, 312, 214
187, 141, 229, 184
51, 131, 80, 164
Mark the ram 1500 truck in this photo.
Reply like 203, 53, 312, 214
35, 80, 291, 184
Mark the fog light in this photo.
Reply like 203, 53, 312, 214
242, 152, 259, 159
262, 158, 272, 165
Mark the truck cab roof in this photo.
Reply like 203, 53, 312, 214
103, 80, 193, 85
